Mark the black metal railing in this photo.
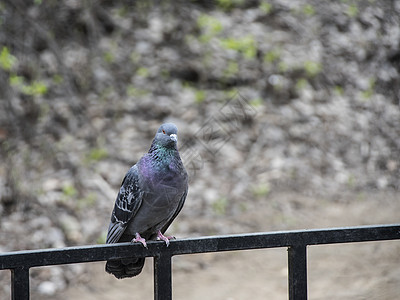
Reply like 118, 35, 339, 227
1, 224, 399, 300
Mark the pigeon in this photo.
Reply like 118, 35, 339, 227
105, 123, 188, 279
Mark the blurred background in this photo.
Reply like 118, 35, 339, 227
0, 0, 399, 299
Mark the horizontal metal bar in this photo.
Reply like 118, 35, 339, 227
1, 224, 399, 270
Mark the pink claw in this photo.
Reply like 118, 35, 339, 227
157, 231, 175, 247
132, 232, 147, 248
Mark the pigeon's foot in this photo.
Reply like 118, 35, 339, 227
131, 232, 147, 248
157, 231, 175, 247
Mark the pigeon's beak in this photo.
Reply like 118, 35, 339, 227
170, 134, 178, 143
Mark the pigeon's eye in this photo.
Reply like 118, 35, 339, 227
162, 130, 166, 134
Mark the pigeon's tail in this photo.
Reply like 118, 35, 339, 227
105, 257, 145, 279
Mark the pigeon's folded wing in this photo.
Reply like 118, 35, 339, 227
160, 187, 188, 234
106, 165, 143, 244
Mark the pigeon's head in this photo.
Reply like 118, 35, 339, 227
154, 123, 179, 149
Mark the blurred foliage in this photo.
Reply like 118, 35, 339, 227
361, 78, 376, 100
264, 48, 281, 64
62, 184, 78, 198
77, 193, 97, 210
249, 98, 263, 107
346, 3, 359, 18
103, 51, 115, 64
130, 51, 141, 63
86, 148, 108, 163
1, 46, 47, 96
52, 74, 64, 85
347, 174, 356, 188
0, 47, 17, 71
302, 4, 316, 16
220, 36, 257, 59
216, 0, 245, 10
224, 61, 239, 77
252, 183, 271, 198
259, 1, 273, 14
334, 85, 344, 96
303, 60, 322, 78
10, 75, 48, 96
295, 78, 308, 92
183, 83, 207, 103
136, 67, 150, 78
126, 85, 149, 97
212, 197, 228, 215
194, 89, 206, 103
278, 61, 289, 73
197, 14, 223, 42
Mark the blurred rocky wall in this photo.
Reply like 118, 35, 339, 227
0, 0, 399, 297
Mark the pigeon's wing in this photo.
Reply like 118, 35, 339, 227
160, 186, 188, 234
106, 166, 143, 244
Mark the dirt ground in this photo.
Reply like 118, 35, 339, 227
47, 192, 400, 300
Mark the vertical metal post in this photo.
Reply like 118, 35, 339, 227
11, 267, 30, 300
288, 245, 307, 300
154, 253, 172, 300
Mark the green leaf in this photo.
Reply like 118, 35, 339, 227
212, 197, 228, 215
9, 75, 24, 87
295, 78, 308, 91
21, 81, 48, 96
224, 61, 239, 77
264, 49, 281, 64
10, 75, 48, 96
88, 148, 108, 162
220, 36, 257, 59
260, 2, 273, 14
197, 14, 223, 35
136, 67, 149, 78
304, 60, 322, 77
103, 51, 115, 63
346, 4, 359, 18
216, 0, 244, 10
302, 4, 315, 16
0, 47, 17, 71
250, 98, 263, 107
194, 89, 206, 103
252, 183, 270, 198
52, 74, 64, 84
334, 85, 344, 96
63, 184, 77, 197
126, 85, 149, 97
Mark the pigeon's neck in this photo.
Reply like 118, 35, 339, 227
148, 141, 176, 155
139, 144, 186, 188
146, 144, 182, 171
